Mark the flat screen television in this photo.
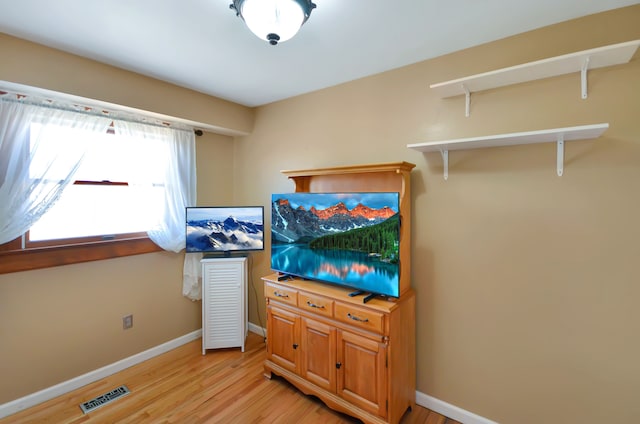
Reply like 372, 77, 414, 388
271, 192, 400, 299
186, 206, 264, 254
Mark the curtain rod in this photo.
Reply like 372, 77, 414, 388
0, 91, 203, 136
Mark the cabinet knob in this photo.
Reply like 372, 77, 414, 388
336, 362, 342, 369
293, 343, 299, 349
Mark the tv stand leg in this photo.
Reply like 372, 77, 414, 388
348, 290, 365, 297
363, 293, 378, 303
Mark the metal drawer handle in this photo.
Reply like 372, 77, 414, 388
274, 291, 289, 298
306, 301, 325, 309
347, 313, 369, 323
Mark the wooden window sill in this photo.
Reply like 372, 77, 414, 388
0, 238, 162, 274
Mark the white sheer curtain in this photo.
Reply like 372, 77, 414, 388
113, 120, 201, 300
0, 99, 112, 245
0, 98, 202, 300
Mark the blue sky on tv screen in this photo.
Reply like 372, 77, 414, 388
187, 207, 263, 223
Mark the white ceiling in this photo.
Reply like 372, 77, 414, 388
0, 0, 637, 107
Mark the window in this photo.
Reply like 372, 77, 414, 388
0, 120, 180, 273
26, 123, 166, 244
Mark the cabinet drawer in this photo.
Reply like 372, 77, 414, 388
334, 303, 385, 334
299, 293, 334, 317
265, 283, 298, 306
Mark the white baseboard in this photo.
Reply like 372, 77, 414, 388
0, 329, 202, 420
248, 322, 266, 338
416, 391, 499, 424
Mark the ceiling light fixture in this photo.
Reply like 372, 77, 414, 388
229, 0, 317, 46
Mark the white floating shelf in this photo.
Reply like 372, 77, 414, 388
407, 123, 609, 152
407, 123, 609, 179
430, 39, 640, 116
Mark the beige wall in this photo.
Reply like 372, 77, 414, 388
1, 5, 639, 423
0, 252, 194, 401
234, 5, 640, 424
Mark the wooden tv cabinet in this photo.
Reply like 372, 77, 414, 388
263, 274, 416, 424
263, 162, 416, 424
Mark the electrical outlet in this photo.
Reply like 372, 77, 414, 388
123, 314, 133, 330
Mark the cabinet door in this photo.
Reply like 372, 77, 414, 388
267, 305, 300, 373
202, 258, 246, 353
336, 330, 387, 418
300, 317, 336, 392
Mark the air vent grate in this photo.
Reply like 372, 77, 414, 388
79, 385, 130, 414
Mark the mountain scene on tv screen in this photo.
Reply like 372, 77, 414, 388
271, 193, 401, 297
186, 214, 263, 252
271, 194, 399, 263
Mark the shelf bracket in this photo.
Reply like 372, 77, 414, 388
557, 135, 564, 176
440, 149, 449, 180
581, 56, 590, 99
462, 84, 471, 117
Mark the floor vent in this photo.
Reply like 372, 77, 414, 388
79, 385, 130, 414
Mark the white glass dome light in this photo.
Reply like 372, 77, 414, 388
230, 0, 317, 45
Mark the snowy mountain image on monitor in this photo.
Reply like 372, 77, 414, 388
186, 207, 264, 253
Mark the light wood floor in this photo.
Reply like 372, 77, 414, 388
1, 332, 460, 424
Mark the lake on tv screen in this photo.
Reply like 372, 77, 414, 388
271, 244, 399, 297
